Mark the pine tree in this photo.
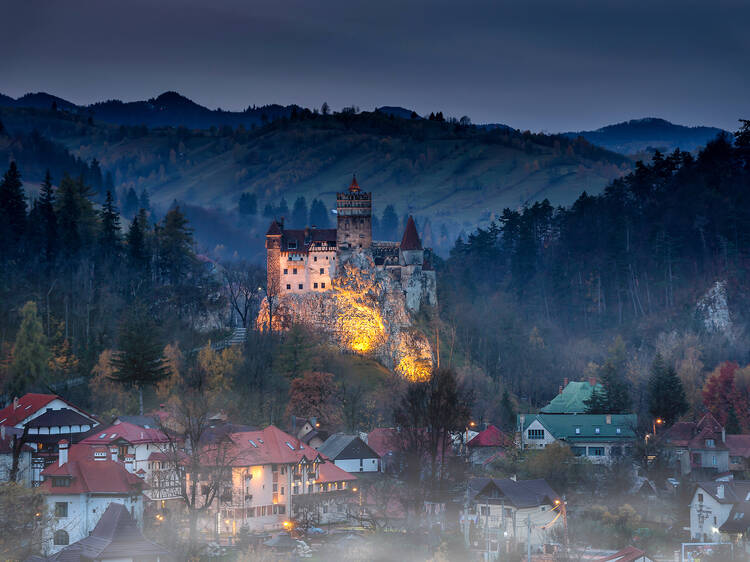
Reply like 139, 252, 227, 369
0, 162, 27, 256
38, 170, 58, 266
110, 303, 170, 414
499, 387, 516, 431
122, 187, 139, 218
308, 198, 329, 228
7, 302, 49, 396
157, 207, 195, 285
648, 354, 688, 426
126, 211, 150, 278
585, 337, 631, 414
292, 196, 308, 228
381, 205, 399, 240
139, 189, 150, 211
98, 190, 121, 264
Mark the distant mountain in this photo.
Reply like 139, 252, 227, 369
0, 90, 299, 129
564, 117, 727, 155
376, 106, 420, 120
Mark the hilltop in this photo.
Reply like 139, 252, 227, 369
564, 117, 727, 155
0, 99, 631, 258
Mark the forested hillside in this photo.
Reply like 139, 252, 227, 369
0, 103, 630, 257
440, 122, 750, 429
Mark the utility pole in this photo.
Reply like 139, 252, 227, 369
527, 515, 532, 562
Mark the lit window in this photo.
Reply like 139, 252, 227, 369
575, 427, 580, 435
286, 442, 295, 450
595, 427, 600, 434
616, 427, 621, 434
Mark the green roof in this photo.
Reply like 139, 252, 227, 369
541, 381, 602, 413
519, 413, 638, 441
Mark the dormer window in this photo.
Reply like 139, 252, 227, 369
616, 427, 621, 434
575, 427, 581, 435
706, 439, 715, 448
288, 241, 297, 249
595, 427, 600, 434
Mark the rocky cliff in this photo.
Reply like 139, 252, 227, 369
258, 250, 434, 381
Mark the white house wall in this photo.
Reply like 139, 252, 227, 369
334, 458, 379, 473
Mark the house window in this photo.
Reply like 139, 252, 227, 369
280, 466, 286, 475
293, 268, 297, 275
713, 456, 717, 466
698, 493, 704, 503
314, 256, 317, 262
595, 427, 600, 434
284, 269, 288, 275
288, 241, 297, 249
575, 427, 581, 435
55, 502, 68, 518
281, 487, 285, 495
528, 429, 544, 440
52, 477, 70, 487
480, 506, 490, 516
261, 506, 266, 516
588, 447, 604, 456
273, 483, 278, 492
278, 505, 285, 514
571, 446, 586, 457
53, 530, 69, 546
616, 427, 621, 434
320, 268, 324, 274
706, 439, 715, 448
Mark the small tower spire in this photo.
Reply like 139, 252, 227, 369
349, 174, 360, 193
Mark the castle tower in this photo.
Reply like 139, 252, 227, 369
265, 220, 283, 296
336, 175, 372, 250
399, 215, 424, 266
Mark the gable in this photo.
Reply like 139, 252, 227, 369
337, 438, 380, 460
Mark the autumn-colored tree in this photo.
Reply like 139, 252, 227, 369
155, 343, 183, 401
90, 349, 138, 418
703, 361, 747, 432
285, 371, 342, 428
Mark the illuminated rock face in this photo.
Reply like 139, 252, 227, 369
257, 250, 434, 381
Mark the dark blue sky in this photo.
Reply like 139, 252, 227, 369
1, 0, 747, 131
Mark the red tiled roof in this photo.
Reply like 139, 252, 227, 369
319, 461, 357, 483
224, 425, 326, 467
366, 428, 401, 458
727, 435, 750, 458
400, 216, 422, 251
40, 445, 147, 495
594, 545, 648, 562
280, 228, 337, 253
467, 425, 512, 448
349, 175, 360, 192
661, 421, 697, 447
0, 394, 58, 426
80, 421, 168, 446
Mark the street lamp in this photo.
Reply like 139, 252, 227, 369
653, 418, 663, 436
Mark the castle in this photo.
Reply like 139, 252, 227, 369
265, 176, 436, 313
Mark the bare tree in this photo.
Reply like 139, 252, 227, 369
222, 261, 265, 328
0, 482, 51, 559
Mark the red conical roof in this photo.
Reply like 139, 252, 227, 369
266, 220, 283, 236
349, 174, 360, 192
400, 216, 422, 250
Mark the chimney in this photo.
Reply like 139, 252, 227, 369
563, 378, 569, 388
558, 386, 563, 395
58, 440, 69, 467
110, 446, 118, 462
13, 396, 18, 411
124, 455, 135, 473
717, 484, 725, 499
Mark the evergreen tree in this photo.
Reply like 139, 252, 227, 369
89, 158, 103, 195
7, 302, 49, 396
0, 162, 27, 255
308, 198, 329, 228
98, 190, 121, 264
126, 211, 150, 279
238, 192, 257, 217
139, 189, 150, 211
122, 187, 139, 218
38, 170, 58, 266
110, 303, 170, 414
648, 354, 688, 426
585, 337, 631, 414
277, 197, 289, 219
157, 207, 195, 285
499, 387, 516, 431
291, 196, 308, 228
381, 205, 399, 240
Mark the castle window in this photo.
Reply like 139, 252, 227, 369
314, 256, 317, 262
283, 269, 288, 275
314, 283, 318, 288
286, 284, 291, 290
298, 284, 303, 290
293, 268, 297, 275
321, 283, 326, 288
288, 241, 297, 249
320, 268, 324, 274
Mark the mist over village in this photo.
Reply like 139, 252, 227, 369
1, 2, 749, 561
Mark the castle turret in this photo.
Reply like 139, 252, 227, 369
336, 175, 372, 250
399, 215, 423, 266
265, 220, 283, 296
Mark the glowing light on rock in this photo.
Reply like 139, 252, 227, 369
333, 287, 385, 354
395, 332, 433, 382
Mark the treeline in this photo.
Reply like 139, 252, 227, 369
0, 161, 223, 399
440, 122, 750, 411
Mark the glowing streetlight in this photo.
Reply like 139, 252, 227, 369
653, 418, 663, 436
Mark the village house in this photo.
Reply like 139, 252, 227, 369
194, 425, 357, 538
466, 425, 513, 467
290, 416, 328, 449
317, 433, 382, 473
0, 393, 99, 485
660, 413, 730, 478
688, 480, 750, 544
33, 502, 171, 561
725, 434, 750, 476
78, 421, 179, 502
39, 440, 149, 555
518, 413, 637, 464
460, 478, 563, 555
